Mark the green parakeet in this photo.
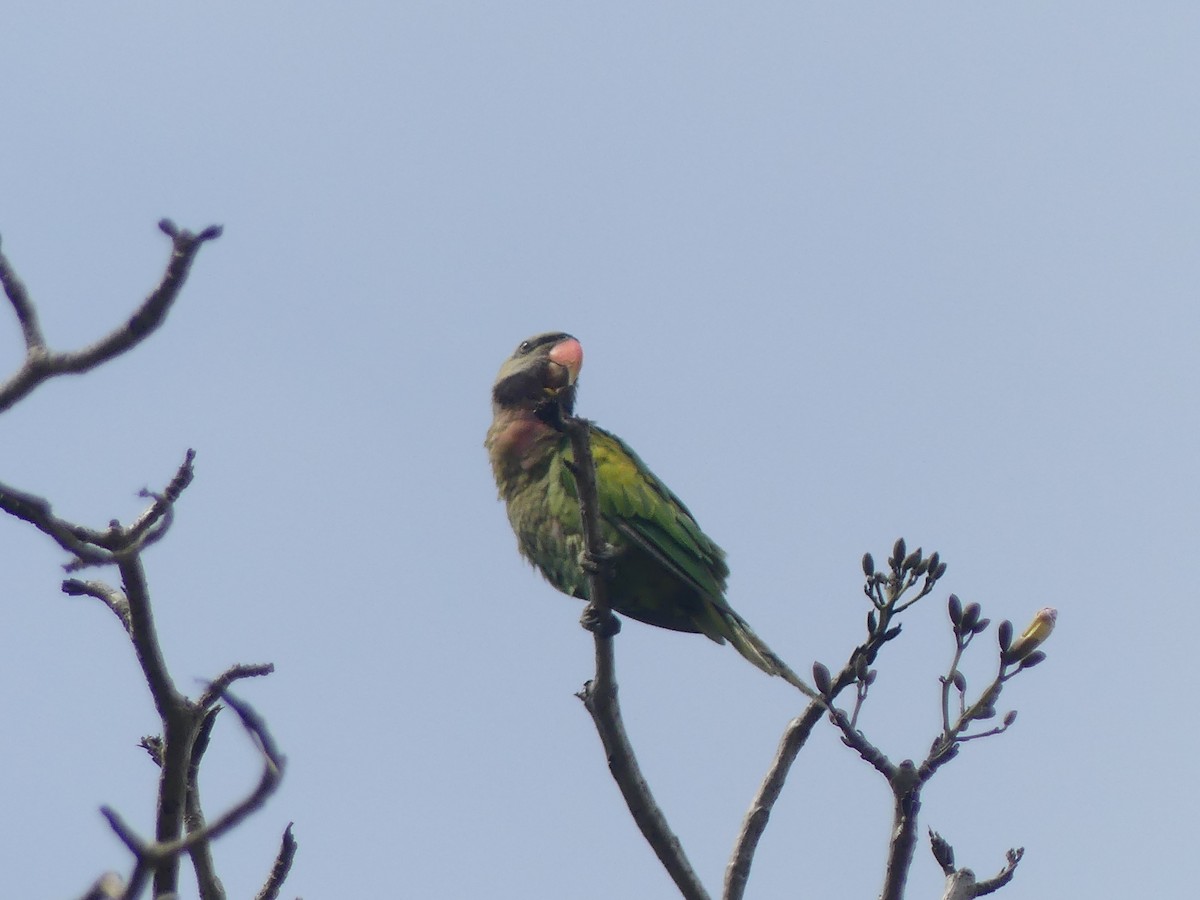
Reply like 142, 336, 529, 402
485, 331, 799, 684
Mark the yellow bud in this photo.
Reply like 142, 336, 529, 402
1004, 607, 1057, 664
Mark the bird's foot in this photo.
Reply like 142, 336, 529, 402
580, 542, 620, 580
581, 605, 621, 638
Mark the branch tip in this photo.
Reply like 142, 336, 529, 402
100, 806, 145, 856
255, 823, 299, 900
0, 219, 219, 411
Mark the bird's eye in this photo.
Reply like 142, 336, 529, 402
518, 341, 531, 353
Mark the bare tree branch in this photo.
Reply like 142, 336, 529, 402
974, 846, 1024, 896
726, 544, 943, 900
0, 221, 222, 413
165, 687, 286, 857
1, 453, 202, 895
931, 831, 1024, 899
187, 708, 226, 900
119, 552, 199, 896
880, 761, 922, 900
4, 224, 292, 900
198, 662, 276, 710
125, 452, 196, 546
6, 453, 291, 899
62, 578, 132, 634
823, 548, 1000, 900
563, 413, 711, 900
101, 687, 285, 900
0, 480, 118, 567
923, 606, 1052, 784
941, 870, 979, 900
724, 703, 823, 900
816, 554, 1047, 900
134, 683, 285, 900
256, 824, 298, 900
930, 827, 956, 875
0, 449, 196, 572
118, 553, 186, 719
145, 663, 276, 896
0, 235, 44, 350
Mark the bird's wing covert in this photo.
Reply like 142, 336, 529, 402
560, 425, 729, 603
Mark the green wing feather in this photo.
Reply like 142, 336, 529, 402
555, 425, 733, 636
550, 424, 802, 686
590, 427, 728, 598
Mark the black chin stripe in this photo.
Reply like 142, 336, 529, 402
492, 368, 545, 407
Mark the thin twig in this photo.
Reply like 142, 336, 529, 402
165, 687, 286, 854
731, 542, 946, 900
101, 688, 285, 895
0, 449, 196, 572
840, 561, 1041, 900
922, 649, 1024, 783
939, 637, 968, 737
62, 578, 132, 634
726, 547, 934, 900
724, 702, 823, 900
5, 452, 285, 898
0, 221, 222, 413
255, 824, 298, 900
3, 225, 291, 900
101, 806, 147, 857
0, 233, 45, 350
974, 847, 1024, 896
199, 662, 276, 710
823, 683, 926, 900
0, 481, 117, 566
827, 707, 895, 780
126, 449, 196, 546
188, 707, 226, 900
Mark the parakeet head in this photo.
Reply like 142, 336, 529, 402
492, 332, 583, 418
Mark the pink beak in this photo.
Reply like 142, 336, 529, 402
548, 337, 583, 385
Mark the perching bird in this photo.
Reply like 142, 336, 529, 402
485, 331, 802, 685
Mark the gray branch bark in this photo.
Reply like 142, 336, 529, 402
0, 220, 221, 412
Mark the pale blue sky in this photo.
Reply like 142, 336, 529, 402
1, 4, 1196, 897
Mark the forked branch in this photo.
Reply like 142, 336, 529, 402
726, 541, 943, 900
931, 830, 1024, 899
817, 557, 1051, 900
0, 220, 222, 412
1, 225, 292, 898
101, 687, 286, 900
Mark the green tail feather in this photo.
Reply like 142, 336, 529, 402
723, 612, 816, 697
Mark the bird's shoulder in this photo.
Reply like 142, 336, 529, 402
562, 425, 716, 549
578, 425, 691, 513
